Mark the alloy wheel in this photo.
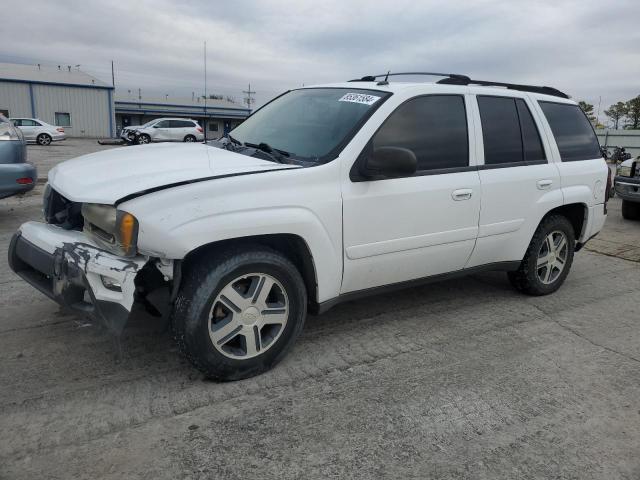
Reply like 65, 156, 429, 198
209, 273, 289, 359
536, 230, 568, 285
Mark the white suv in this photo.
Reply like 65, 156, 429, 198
9, 73, 609, 381
120, 118, 204, 143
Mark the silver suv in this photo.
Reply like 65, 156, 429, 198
121, 118, 204, 144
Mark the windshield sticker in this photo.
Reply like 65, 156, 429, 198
339, 93, 381, 106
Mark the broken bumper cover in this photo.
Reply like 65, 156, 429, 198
8, 221, 147, 334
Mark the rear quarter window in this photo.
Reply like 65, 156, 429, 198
539, 102, 601, 162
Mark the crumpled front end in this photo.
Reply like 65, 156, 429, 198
8, 221, 147, 334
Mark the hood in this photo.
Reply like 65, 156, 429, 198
619, 158, 636, 168
48, 143, 299, 204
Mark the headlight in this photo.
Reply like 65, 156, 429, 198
81, 203, 139, 256
618, 165, 632, 177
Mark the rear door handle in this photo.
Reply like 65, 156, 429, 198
537, 179, 553, 190
452, 188, 473, 201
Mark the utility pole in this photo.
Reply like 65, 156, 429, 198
243, 83, 256, 112
111, 60, 115, 87
204, 40, 208, 142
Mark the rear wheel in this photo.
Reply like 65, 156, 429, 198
508, 215, 575, 295
183, 135, 196, 142
36, 133, 52, 146
172, 245, 307, 381
621, 200, 640, 220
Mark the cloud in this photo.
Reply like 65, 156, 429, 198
1, 0, 638, 113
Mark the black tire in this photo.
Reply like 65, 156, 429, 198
36, 133, 52, 146
621, 200, 640, 220
508, 214, 575, 296
183, 135, 196, 142
172, 245, 307, 381
137, 134, 151, 144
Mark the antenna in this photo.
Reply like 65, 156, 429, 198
111, 60, 115, 87
377, 70, 391, 86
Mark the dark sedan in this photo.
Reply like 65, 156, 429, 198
0, 114, 36, 199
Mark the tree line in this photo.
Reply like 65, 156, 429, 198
579, 95, 640, 130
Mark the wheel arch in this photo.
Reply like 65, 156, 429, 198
541, 202, 588, 244
180, 233, 320, 311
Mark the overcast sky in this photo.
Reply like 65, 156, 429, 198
2, 0, 639, 121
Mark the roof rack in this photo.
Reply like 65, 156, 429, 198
349, 72, 569, 99
349, 72, 471, 85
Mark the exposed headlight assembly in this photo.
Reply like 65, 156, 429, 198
81, 203, 139, 257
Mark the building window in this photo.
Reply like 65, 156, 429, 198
55, 112, 71, 127
208, 122, 219, 132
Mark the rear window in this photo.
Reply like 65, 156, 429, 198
539, 102, 600, 162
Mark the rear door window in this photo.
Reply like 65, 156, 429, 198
477, 96, 523, 165
539, 102, 601, 161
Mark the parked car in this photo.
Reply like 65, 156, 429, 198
120, 118, 204, 144
0, 114, 36, 199
9, 74, 609, 381
614, 156, 640, 219
11, 118, 65, 145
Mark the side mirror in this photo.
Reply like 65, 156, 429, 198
361, 146, 417, 179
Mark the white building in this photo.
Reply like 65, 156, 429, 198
0, 62, 115, 138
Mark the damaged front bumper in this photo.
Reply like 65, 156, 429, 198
8, 221, 148, 334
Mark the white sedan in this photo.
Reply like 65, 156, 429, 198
11, 118, 65, 145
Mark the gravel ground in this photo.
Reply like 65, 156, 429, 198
1, 147, 639, 479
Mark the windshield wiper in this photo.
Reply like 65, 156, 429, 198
244, 142, 290, 164
228, 134, 242, 146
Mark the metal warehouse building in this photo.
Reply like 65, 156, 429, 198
0, 62, 114, 138
0, 62, 252, 139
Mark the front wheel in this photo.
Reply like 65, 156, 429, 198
172, 246, 307, 381
508, 215, 575, 296
621, 200, 640, 220
36, 133, 52, 146
137, 134, 151, 144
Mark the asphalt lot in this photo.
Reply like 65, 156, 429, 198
1, 141, 639, 479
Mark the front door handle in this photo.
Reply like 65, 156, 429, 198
452, 188, 473, 201
537, 179, 553, 190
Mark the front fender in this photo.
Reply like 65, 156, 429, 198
121, 164, 343, 302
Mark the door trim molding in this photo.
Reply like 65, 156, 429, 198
314, 261, 521, 314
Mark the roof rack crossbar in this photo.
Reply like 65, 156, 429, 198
350, 72, 569, 98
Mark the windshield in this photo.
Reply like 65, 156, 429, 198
230, 88, 390, 161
